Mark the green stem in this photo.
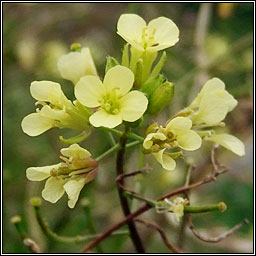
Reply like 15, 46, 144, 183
33, 204, 128, 243
95, 140, 141, 162
82, 203, 103, 253
11, 215, 26, 240
100, 127, 144, 142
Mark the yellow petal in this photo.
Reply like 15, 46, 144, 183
26, 163, 61, 181
61, 144, 91, 159
81, 48, 98, 76
176, 130, 202, 151
173, 204, 184, 222
30, 81, 68, 107
153, 149, 176, 171
117, 14, 146, 51
189, 78, 225, 108
143, 132, 167, 150
119, 91, 148, 122
192, 90, 237, 125
205, 134, 245, 156
200, 77, 225, 95
58, 52, 88, 84
75, 75, 103, 108
21, 113, 55, 136
147, 17, 179, 51
63, 178, 86, 208
103, 65, 134, 96
42, 177, 65, 203
166, 117, 192, 133
58, 48, 97, 85
39, 105, 68, 121
218, 89, 238, 112
89, 109, 122, 128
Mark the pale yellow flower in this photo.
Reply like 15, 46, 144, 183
144, 117, 202, 171
117, 14, 179, 52
26, 144, 97, 208
21, 81, 91, 136
188, 78, 237, 126
156, 197, 188, 222
75, 65, 148, 128
204, 133, 245, 156
58, 47, 98, 84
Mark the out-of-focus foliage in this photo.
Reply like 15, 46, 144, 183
3, 3, 253, 253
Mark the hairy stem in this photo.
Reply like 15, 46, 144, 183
115, 126, 145, 253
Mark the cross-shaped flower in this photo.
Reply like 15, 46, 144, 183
74, 65, 148, 128
117, 14, 179, 53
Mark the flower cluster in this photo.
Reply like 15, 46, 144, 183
21, 13, 245, 210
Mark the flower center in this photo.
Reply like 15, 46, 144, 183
140, 26, 158, 49
100, 90, 120, 115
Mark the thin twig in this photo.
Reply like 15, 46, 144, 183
177, 164, 194, 248
188, 215, 249, 243
116, 167, 151, 194
135, 219, 184, 253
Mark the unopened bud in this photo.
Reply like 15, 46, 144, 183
70, 43, 81, 52
141, 74, 165, 98
30, 197, 42, 207
10, 215, 21, 224
145, 123, 159, 136
105, 56, 120, 74
134, 58, 144, 88
23, 238, 41, 253
147, 81, 175, 115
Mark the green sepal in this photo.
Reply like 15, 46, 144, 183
59, 130, 91, 144
105, 56, 120, 74
141, 74, 165, 98
122, 43, 130, 67
150, 51, 166, 77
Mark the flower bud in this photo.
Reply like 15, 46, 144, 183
141, 74, 165, 98
58, 47, 97, 85
147, 81, 175, 115
70, 43, 81, 52
145, 122, 159, 136
105, 56, 120, 74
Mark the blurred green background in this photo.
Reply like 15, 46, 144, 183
3, 2, 253, 253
